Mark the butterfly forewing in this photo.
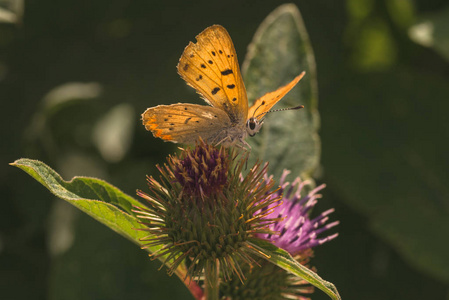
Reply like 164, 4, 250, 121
177, 25, 248, 125
248, 72, 305, 121
142, 104, 232, 144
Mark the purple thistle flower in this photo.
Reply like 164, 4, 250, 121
257, 170, 339, 256
171, 142, 229, 198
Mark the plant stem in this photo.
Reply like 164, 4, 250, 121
174, 266, 204, 300
204, 259, 220, 300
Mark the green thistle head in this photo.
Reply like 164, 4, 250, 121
220, 253, 315, 300
134, 140, 281, 281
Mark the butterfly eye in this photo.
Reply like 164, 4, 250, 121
249, 120, 256, 130
246, 118, 261, 137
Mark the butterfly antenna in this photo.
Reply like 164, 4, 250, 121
255, 105, 304, 120
251, 102, 265, 118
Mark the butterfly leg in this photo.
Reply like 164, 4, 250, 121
215, 136, 233, 147
239, 138, 251, 151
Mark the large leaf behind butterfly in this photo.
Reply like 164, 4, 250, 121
242, 4, 320, 180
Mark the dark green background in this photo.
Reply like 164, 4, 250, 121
1, 0, 448, 299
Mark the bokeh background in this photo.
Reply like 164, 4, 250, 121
1, 0, 449, 299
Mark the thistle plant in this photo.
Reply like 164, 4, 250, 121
133, 141, 282, 283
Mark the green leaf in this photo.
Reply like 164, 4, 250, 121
248, 239, 341, 300
10, 158, 148, 246
242, 4, 320, 180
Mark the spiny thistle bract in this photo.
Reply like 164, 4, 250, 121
133, 140, 282, 282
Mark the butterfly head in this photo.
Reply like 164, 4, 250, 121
246, 104, 305, 138
246, 117, 263, 137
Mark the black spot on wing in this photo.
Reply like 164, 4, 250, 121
219, 50, 223, 54
232, 98, 237, 102
201, 64, 206, 68
184, 117, 192, 124
221, 69, 233, 75
227, 84, 235, 89
211, 51, 216, 56
262, 101, 265, 105
164, 118, 168, 121
195, 75, 203, 81
208, 60, 213, 64
211, 87, 220, 95
183, 64, 189, 71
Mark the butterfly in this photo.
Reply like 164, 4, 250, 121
142, 25, 305, 148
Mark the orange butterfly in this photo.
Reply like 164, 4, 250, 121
142, 25, 305, 147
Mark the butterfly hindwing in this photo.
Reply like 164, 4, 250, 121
248, 72, 305, 121
177, 25, 248, 125
142, 103, 232, 144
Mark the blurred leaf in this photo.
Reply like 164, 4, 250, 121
49, 209, 194, 300
350, 19, 397, 71
47, 201, 78, 256
242, 4, 320, 180
93, 103, 135, 163
0, 0, 23, 24
386, 0, 415, 29
346, 0, 375, 21
42, 82, 103, 112
321, 69, 449, 283
249, 239, 341, 300
24, 82, 104, 163
345, 1, 398, 72
409, 5, 449, 62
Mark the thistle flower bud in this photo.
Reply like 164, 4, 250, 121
220, 258, 314, 300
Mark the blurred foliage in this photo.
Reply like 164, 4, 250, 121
0, 0, 23, 24
2, 1, 449, 300
409, 5, 449, 62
